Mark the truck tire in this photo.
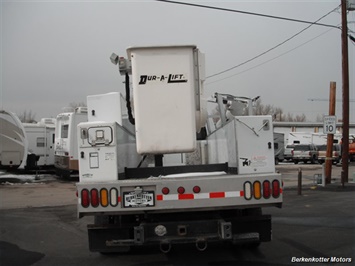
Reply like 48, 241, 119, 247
294, 160, 299, 164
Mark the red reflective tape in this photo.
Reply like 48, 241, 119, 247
210, 192, 225, 198
118, 196, 121, 203
179, 194, 194, 200
240, 190, 244, 197
280, 188, 283, 194
157, 195, 163, 201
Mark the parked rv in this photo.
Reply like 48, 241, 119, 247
273, 132, 284, 164
54, 107, 87, 178
287, 132, 342, 145
0, 110, 27, 169
22, 118, 56, 169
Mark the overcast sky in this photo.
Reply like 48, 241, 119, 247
1, 0, 354, 123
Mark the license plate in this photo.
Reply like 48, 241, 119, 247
123, 191, 155, 208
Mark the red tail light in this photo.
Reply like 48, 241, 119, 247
81, 189, 90, 208
193, 186, 201, 193
162, 187, 170, 195
291, 150, 294, 155
90, 189, 99, 207
272, 180, 281, 198
177, 187, 185, 194
263, 180, 271, 199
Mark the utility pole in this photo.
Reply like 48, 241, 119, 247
341, 0, 350, 184
325, 82, 336, 184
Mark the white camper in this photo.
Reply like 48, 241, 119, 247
0, 110, 28, 169
287, 132, 342, 145
87, 92, 123, 125
22, 118, 56, 169
273, 132, 285, 164
54, 107, 87, 178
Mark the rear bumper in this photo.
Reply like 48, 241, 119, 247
77, 173, 283, 217
88, 214, 272, 252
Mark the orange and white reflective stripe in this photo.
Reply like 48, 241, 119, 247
157, 191, 244, 201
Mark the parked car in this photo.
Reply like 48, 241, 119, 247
292, 144, 318, 164
284, 144, 296, 161
317, 144, 342, 165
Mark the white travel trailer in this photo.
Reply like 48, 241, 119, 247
22, 118, 56, 169
287, 132, 342, 145
273, 132, 285, 164
0, 110, 27, 169
54, 107, 88, 178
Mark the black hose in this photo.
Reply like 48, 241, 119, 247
125, 73, 135, 125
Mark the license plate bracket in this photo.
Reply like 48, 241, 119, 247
123, 190, 155, 208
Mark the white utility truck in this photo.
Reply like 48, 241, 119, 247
76, 45, 283, 253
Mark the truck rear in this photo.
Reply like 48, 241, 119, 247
76, 45, 283, 253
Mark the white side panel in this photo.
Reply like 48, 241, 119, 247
87, 92, 122, 125
78, 122, 142, 182
206, 116, 275, 174
234, 116, 275, 174
206, 127, 229, 165
128, 46, 197, 154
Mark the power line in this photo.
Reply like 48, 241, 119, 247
157, 0, 347, 79
206, 5, 340, 79
156, 0, 340, 29
205, 27, 336, 86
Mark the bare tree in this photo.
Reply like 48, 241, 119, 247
69, 102, 87, 109
18, 110, 37, 123
294, 114, 307, 122
254, 99, 308, 122
316, 114, 324, 122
